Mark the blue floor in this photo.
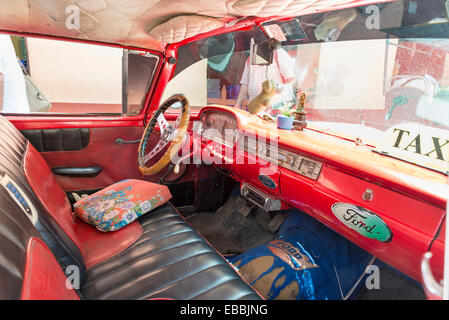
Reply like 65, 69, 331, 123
228, 208, 374, 300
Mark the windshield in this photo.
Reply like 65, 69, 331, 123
162, 0, 449, 174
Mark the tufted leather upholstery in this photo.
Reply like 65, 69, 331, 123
0, 115, 261, 300
21, 128, 90, 152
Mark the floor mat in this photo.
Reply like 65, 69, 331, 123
187, 194, 275, 254
187, 190, 425, 300
357, 263, 426, 300
228, 209, 374, 300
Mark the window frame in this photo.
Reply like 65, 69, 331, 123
0, 32, 163, 120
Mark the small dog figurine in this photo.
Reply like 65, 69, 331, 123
247, 80, 283, 115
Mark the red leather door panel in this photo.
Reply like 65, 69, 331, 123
7, 111, 201, 192
40, 126, 163, 191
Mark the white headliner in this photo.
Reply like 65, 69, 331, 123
0, 0, 389, 51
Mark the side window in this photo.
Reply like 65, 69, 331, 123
0, 35, 158, 115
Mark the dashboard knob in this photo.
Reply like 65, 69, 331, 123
362, 189, 374, 201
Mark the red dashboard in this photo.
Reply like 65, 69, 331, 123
191, 105, 448, 283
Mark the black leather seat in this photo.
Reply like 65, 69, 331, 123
0, 115, 260, 300
82, 203, 260, 300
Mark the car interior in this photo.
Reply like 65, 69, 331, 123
0, 0, 448, 300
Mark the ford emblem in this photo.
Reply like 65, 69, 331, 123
331, 203, 392, 242
258, 175, 277, 189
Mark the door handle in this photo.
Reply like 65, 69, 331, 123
115, 138, 140, 144
52, 166, 102, 177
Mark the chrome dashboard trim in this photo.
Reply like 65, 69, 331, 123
241, 183, 281, 211
240, 134, 323, 180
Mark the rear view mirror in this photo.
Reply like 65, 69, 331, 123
262, 19, 307, 44
251, 38, 279, 66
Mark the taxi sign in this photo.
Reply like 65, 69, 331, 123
377, 123, 449, 174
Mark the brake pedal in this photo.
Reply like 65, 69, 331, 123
235, 196, 255, 218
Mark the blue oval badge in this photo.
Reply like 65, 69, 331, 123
258, 175, 277, 189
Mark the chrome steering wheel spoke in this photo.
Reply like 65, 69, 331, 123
142, 111, 181, 164
157, 113, 170, 135
142, 138, 169, 164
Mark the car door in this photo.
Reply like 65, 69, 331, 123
3, 35, 165, 195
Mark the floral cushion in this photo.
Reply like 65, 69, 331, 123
74, 179, 172, 232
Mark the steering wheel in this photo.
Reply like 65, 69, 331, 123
138, 94, 190, 176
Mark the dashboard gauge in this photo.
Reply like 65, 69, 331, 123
240, 133, 323, 180
299, 159, 322, 180
199, 111, 238, 146
199, 112, 324, 181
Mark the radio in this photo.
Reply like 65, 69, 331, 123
240, 183, 281, 211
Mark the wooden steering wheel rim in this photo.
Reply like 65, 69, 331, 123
138, 94, 190, 176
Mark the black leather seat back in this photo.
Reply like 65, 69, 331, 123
0, 116, 86, 298
0, 177, 40, 299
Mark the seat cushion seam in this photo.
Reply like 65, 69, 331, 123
82, 238, 208, 288
190, 278, 251, 300
92, 251, 222, 299
139, 214, 184, 227
144, 266, 241, 300
86, 229, 198, 273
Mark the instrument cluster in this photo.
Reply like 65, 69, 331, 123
197, 111, 239, 146
196, 110, 322, 180
240, 134, 323, 180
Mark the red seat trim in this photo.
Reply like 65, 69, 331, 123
74, 218, 143, 269
23, 143, 83, 252
21, 237, 80, 300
